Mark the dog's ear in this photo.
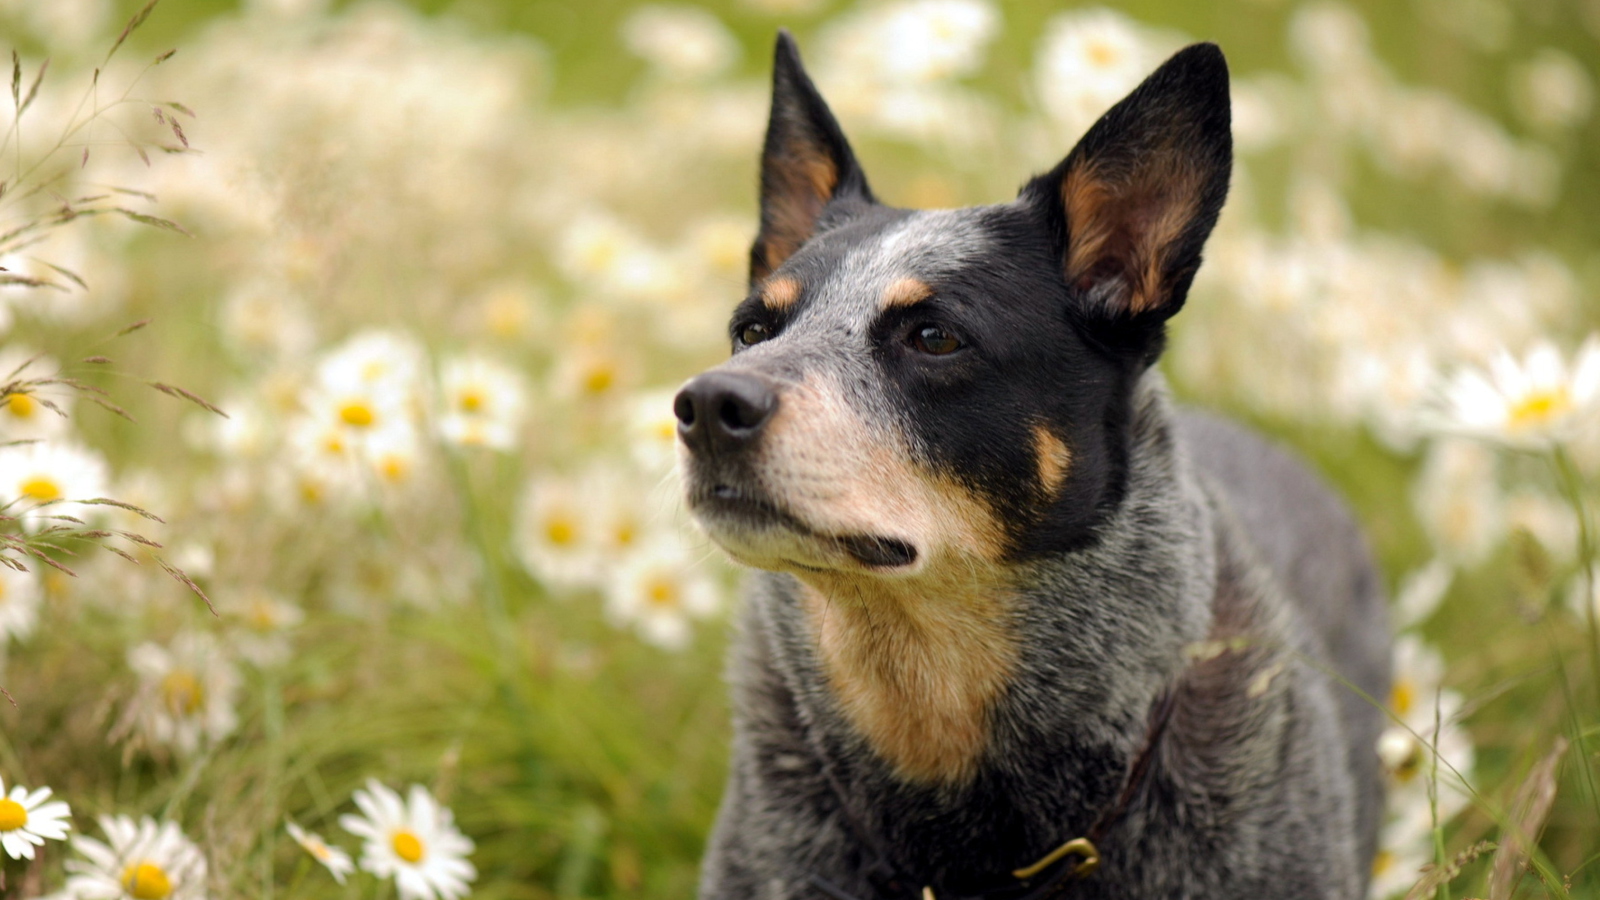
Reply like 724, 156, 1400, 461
750, 30, 874, 284
1023, 43, 1231, 336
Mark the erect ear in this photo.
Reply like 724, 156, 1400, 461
749, 30, 874, 284
1023, 42, 1231, 330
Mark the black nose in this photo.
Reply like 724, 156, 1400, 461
674, 371, 778, 454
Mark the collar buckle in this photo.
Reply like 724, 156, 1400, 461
1010, 837, 1100, 882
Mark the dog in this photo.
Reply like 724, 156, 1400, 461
673, 31, 1391, 900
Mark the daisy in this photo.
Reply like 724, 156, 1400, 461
1035, 9, 1162, 138
339, 780, 476, 900
0, 775, 71, 860
871, 0, 999, 85
1427, 336, 1600, 449
0, 564, 43, 646
604, 537, 721, 651
621, 5, 739, 81
223, 589, 304, 668
60, 815, 206, 900
0, 441, 110, 531
435, 355, 527, 451
0, 348, 72, 441
628, 388, 684, 475
124, 632, 241, 757
285, 821, 355, 884
299, 379, 414, 457
315, 330, 426, 399
513, 474, 604, 591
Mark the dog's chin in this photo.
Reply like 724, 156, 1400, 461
686, 485, 921, 575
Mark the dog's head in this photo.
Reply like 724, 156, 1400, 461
675, 33, 1231, 581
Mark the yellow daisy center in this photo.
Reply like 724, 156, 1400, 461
582, 366, 616, 396
614, 522, 637, 547
339, 401, 376, 428
121, 861, 173, 900
391, 829, 425, 863
458, 389, 486, 413
1371, 849, 1393, 876
1507, 388, 1571, 430
545, 516, 577, 546
20, 475, 62, 502
578, 239, 619, 273
247, 600, 279, 632
1087, 39, 1120, 68
1390, 679, 1414, 718
379, 455, 410, 483
0, 798, 28, 831
1392, 741, 1423, 783
303, 838, 332, 861
161, 670, 205, 717
646, 578, 679, 608
7, 393, 36, 419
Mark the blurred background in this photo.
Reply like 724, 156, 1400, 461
0, 0, 1596, 897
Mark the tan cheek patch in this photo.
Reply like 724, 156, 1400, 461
1033, 424, 1072, 498
764, 378, 1008, 564
799, 573, 1017, 785
761, 275, 802, 313
880, 276, 933, 311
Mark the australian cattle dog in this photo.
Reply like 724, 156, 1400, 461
673, 31, 1392, 900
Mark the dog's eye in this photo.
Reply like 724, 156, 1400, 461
737, 322, 773, 348
911, 325, 962, 356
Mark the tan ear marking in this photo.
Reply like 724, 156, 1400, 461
881, 276, 934, 311
1032, 424, 1072, 497
1061, 150, 1203, 316
762, 276, 803, 312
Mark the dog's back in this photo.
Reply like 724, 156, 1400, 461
1177, 409, 1391, 866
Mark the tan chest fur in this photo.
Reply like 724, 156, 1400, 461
798, 572, 1019, 785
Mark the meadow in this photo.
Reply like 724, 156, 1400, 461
0, 0, 1596, 897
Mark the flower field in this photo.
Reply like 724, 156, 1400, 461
0, 0, 1596, 897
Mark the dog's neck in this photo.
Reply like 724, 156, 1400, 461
772, 373, 1219, 790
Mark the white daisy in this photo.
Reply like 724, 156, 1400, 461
0, 775, 71, 860
604, 537, 721, 651
0, 348, 72, 441
339, 780, 476, 900
621, 5, 739, 81
0, 441, 110, 532
1035, 8, 1163, 138
60, 815, 207, 900
315, 330, 426, 399
627, 388, 681, 475
285, 821, 355, 885
435, 355, 527, 451
0, 564, 43, 646
513, 474, 604, 591
222, 589, 304, 668
1426, 336, 1600, 449
299, 379, 414, 456
124, 632, 241, 757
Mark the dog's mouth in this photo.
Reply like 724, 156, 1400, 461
689, 481, 920, 572
833, 534, 919, 568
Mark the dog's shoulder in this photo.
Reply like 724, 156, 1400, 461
1173, 407, 1389, 694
